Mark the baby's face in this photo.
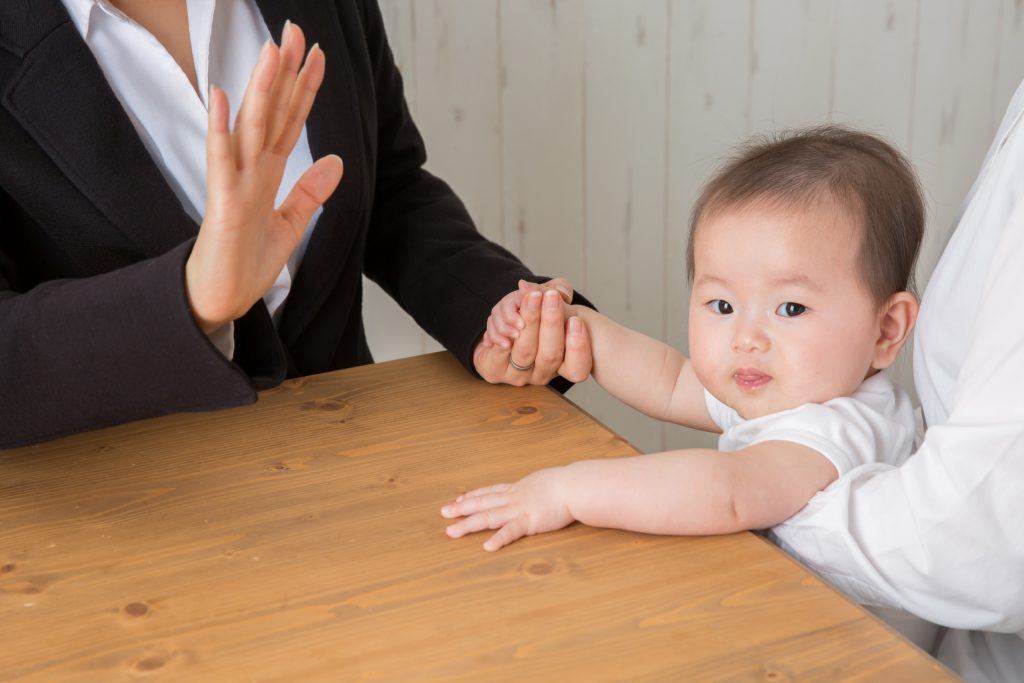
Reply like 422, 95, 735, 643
688, 200, 883, 420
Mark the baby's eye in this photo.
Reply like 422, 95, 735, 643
776, 302, 807, 317
708, 300, 733, 315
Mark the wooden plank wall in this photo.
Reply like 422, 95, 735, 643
368, 0, 1024, 454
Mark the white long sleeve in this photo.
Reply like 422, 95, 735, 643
771, 79, 1024, 681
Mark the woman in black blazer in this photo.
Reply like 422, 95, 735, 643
0, 0, 590, 448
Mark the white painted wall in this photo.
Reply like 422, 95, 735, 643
369, 0, 1024, 453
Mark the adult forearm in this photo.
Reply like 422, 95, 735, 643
0, 243, 257, 448
773, 450, 1024, 632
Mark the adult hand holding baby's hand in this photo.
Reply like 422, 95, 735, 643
473, 278, 593, 386
481, 278, 572, 350
441, 467, 575, 551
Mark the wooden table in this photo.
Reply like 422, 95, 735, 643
1, 353, 956, 681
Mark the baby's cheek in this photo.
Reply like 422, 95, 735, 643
687, 325, 715, 364
688, 347, 719, 393
794, 357, 854, 404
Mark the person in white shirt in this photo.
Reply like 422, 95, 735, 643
765, 78, 1024, 683
441, 126, 923, 553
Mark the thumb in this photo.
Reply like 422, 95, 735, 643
559, 315, 592, 383
278, 154, 344, 231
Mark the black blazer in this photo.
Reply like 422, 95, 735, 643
0, 0, 569, 447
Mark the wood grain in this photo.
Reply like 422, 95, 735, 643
1, 353, 956, 681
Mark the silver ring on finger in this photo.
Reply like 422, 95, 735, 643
508, 355, 535, 372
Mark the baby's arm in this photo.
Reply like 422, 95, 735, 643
485, 285, 713, 430
442, 441, 838, 550
573, 307, 715, 431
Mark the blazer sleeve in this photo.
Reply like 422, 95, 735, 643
0, 230, 261, 449
353, 0, 592, 381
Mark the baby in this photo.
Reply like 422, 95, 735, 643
443, 125, 924, 551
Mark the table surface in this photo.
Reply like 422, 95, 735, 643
1, 352, 957, 681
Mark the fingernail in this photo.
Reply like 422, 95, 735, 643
441, 506, 450, 515
516, 317, 525, 330
569, 316, 581, 335
528, 291, 542, 310
310, 42, 322, 57
544, 289, 559, 309
283, 19, 292, 36
258, 39, 272, 62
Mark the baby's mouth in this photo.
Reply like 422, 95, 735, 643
733, 369, 772, 391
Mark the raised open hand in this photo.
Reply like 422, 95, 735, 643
185, 22, 344, 332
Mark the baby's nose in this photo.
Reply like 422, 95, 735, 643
732, 324, 769, 353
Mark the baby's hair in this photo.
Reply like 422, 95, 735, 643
687, 125, 925, 305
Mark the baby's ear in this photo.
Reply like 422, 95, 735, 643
872, 291, 919, 369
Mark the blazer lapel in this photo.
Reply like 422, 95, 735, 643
254, 0, 371, 346
0, 1, 200, 259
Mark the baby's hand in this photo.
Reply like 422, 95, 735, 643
441, 467, 574, 551
481, 282, 527, 350
481, 279, 573, 350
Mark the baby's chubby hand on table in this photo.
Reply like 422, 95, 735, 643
441, 467, 575, 551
